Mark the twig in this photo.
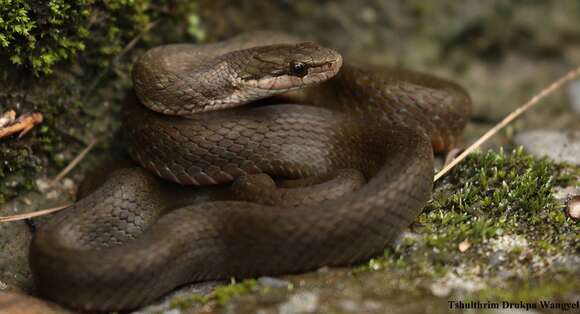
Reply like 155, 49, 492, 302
0, 22, 162, 223
116, 20, 160, 60
83, 20, 160, 101
434, 66, 580, 182
0, 204, 71, 223
0, 112, 43, 139
51, 138, 99, 185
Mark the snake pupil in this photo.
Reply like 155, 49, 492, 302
291, 62, 307, 76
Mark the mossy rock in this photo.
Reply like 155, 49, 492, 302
0, 1, 203, 205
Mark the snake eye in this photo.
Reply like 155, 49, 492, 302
290, 62, 307, 77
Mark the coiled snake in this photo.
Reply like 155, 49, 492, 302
30, 32, 471, 311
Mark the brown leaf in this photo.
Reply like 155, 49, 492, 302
458, 239, 471, 252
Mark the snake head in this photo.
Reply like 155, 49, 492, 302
234, 42, 343, 92
131, 39, 343, 115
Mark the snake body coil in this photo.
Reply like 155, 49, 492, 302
30, 32, 471, 311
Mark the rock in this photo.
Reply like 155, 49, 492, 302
552, 255, 580, 270
257, 277, 291, 289
497, 270, 515, 279
490, 235, 528, 252
35, 179, 51, 193
362, 300, 382, 311
0, 292, 71, 314
489, 251, 508, 268
131, 281, 220, 314
513, 130, 580, 165
567, 79, 580, 114
430, 272, 485, 298
567, 195, 580, 220
0, 204, 32, 291
430, 281, 452, 297
554, 186, 580, 202
337, 299, 358, 312
393, 231, 414, 249
278, 292, 319, 314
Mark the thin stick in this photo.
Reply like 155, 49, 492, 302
117, 20, 160, 59
0, 204, 71, 223
0, 22, 162, 223
51, 138, 99, 185
434, 66, 580, 182
84, 20, 159, 101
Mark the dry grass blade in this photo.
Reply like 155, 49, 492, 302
51, 138, 99, 185
0, 22, 161, 223
434, 66, 580, 182
117, 20, 160, 59
0, 204, 71, 223
0, 112, 43, 139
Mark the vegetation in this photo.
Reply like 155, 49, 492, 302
170, 279, 261, 309
0, 1, 202, 204
360, 148, 579, 299
0, 0, 154, 76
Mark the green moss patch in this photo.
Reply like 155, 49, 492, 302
359, 148, 578, 299
421, 147, 574, 255
477, 269, 579, 302
0, 0, 156, 76
0, 1, 203, 206
170, 279, 260, 310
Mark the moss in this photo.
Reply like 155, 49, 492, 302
420, 147, 576, 255
186, 13, 205, 41
213, 279, 258, 305
356, 148, 578, 299
0, 1, 203, 206
0, 0, 89, 75
0, 0, 158, 76
476, 269, 580, 302
170, 293, 209, 310
0, 146, 41, 204
170, 279, 259, 310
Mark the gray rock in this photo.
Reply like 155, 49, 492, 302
567, 79, 580, 114
131, 281, 221, 314
0, 203, 32, 292
489, 251, 507, 268
513, 130, 580, 164
337, 299, 359, 312
278, 292, 319, 314
567, 195, 580, 220
257, 277, 291, 289
497, 270, 515, 279
554, 186, 580, 202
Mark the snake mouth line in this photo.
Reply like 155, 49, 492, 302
309, 58, 343, 74
246, 58, 343, 91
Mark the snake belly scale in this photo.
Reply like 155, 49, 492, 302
30, 31, 471, 311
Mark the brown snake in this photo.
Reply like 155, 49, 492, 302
29, 32, 471, 311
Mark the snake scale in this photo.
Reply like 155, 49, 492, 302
29, 32, 471, 311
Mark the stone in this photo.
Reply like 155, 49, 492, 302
513, 130, 580, 165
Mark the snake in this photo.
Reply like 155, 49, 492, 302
29, 31, 471, 311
